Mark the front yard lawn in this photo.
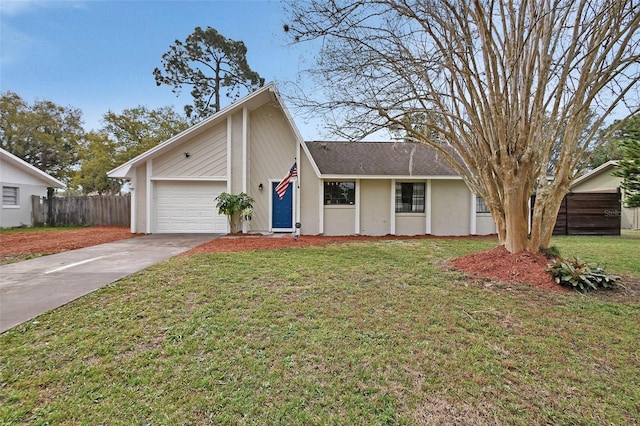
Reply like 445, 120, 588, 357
1, 235, 639, 424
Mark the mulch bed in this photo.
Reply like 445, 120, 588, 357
448, 245, 567, 292
0, 226, 140, 256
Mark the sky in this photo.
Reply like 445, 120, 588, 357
0, 0, 325, 138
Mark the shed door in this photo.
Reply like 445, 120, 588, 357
155, 181, 227, 233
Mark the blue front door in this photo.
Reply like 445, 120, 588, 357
272, 182, 293, 229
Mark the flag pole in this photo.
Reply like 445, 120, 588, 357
292, 157, 298, 240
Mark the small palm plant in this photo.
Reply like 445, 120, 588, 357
546, 257, 620, 292
215, 192, 254, 234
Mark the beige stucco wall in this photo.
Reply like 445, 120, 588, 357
360, 180, 391, 236
305, 177, 482, 236
324, 206, 356, 235
476, 213, 497, 235
430, 180, 471, 235
396, 214, 427, 236
572, 170, 621, 193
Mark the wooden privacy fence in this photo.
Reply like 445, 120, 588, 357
31, 195, 131, 227
533, 191, 621, 236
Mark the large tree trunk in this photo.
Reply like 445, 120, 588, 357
527, 181, 571, 251
492, 173, 534, 253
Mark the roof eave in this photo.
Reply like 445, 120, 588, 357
571, 160, 619, 188
317, 174, 462, 180
0, 148, 66, 188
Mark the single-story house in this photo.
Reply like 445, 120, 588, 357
0, 148, 65, 228
571, 160, 639, 229
107, 82, 496, 236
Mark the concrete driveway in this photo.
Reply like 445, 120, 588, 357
0, 234, 219, 334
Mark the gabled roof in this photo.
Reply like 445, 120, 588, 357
571, 160, 619, 188
108, 82, 295, 178
305, 141, 459, 178
0, 148, 65, 188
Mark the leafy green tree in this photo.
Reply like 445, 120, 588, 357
100, 105, 189, 160
0, 91, 84, 183
72, 132, 123, 195
613, 114, 640, 207
73, 105, 189, 194
589, 136, 625, 170
153, 26, 265, 120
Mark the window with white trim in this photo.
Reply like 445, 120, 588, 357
395, 182, 425, 213
2, 186, 19, 207
324, 181, 355, 205
476, 197, 490, 213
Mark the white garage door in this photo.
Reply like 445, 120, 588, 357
155, 181, 227, 233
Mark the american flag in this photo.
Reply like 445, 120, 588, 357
275, 162, 297, 199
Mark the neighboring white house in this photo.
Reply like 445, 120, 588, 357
571, 160, 640, 229
107, 82, 496, 236
0, 148, 65, 228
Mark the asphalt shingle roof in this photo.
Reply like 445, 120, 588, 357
305, 141, 459, 176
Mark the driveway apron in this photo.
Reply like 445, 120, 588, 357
0, 234, 218, 334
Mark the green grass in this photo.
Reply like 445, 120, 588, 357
549, 230, 640, 276
1, 236, 639, 425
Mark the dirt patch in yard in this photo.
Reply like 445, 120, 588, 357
0, 226, 139, 262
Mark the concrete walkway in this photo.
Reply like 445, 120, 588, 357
0, 234, 218, 334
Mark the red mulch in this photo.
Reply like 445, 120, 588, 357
449, 245, 567, 292
0, 226, 140, 256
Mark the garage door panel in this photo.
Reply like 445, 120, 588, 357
155, 181, 226, 233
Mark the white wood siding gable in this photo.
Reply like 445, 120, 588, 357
152, 124, 227, 178
249, 103, 299, 232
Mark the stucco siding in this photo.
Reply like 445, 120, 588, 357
396, 214, 427, 236
152, 124, 226, 178
572, 172, 621, 193
324, 206, 356, 235
476, 213, 497, 235
360, 180, 391, 236
431, 180, 471, 235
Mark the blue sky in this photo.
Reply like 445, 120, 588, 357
0, 0, 324, 138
